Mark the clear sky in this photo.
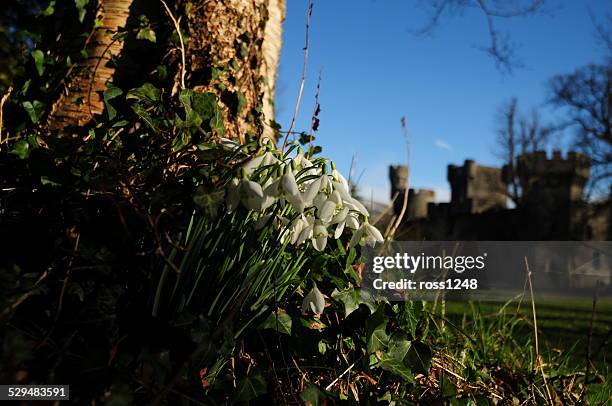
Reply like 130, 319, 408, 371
274, 0, 611, 203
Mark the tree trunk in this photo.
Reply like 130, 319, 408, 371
186, 0, 285, 142
48, 0, 133, 130
47, 0, 285, 142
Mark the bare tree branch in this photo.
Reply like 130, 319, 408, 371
415, 0, 548, 73
549, 63, 612, 192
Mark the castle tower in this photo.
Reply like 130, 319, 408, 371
407, 189, 436, 219
389, 165, 409, 216
447, 159, 507, 214
516, 150, 591, 239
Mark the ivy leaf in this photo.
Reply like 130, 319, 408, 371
131, 103, 157, 130
192, 92, 216, 120
366, 304, 388, 353
259, 309, 292, 335
331, 287, 360, 317
22, 100, 45, 123
156, 65, 168, 81
177, 89, 203, 128
136, 27, 156, 43
300, 383, 327, 406
405, 340, 432, 375
232, 374, 267, 402
380, 354, 415, 382
127, 83, 160, 104
39, 0, 56, 16
368, 324, 388, 353
192, 186, 224, 220
31, 50, 44, 76
387, 332, 411, 361
171, 131, 191, 152
9, 140, 30, 159
40, 176, 61, 187
209, 103, 224, 136
74, 0, 89, 23
103, 87, 123, 120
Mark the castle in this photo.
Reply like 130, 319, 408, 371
384, 151, 612, 291
389, 151, 611, 241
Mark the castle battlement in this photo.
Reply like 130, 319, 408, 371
517, 150, 591, 180
517, 150, 591, 203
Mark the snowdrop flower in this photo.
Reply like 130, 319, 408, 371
265, 166, 305, 212
318, 190, 341, 223
295, 215, 315, 246
333, 210, 360, 239
286, 215, 307, 244
225, 178, 241, 213
242, 151, 278, 176
280, 168, 300, 197
345, 197, 369, 217
349, 222, 384, 248
302, 176, 323, 205
223, 144, 383, 253
301, 283, 325, 315
240, 178, 266, 211
312, 221, 328, 251
331, 162, 350, 194
313, 192, 328, 212
294, 148, 313, 169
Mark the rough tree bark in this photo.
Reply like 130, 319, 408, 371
187, 0, 285, 142
48, 0, 133, 130
46, 0, 285, 142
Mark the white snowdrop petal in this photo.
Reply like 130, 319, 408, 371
281, 171, 300, 197
349, 226, 364, 248
329, 190, 341, 205
313, 236, 327, 251
334, 221, 346, 239
334, 181, 351, 200
319, 200, 336, 222
287, 193, 306, 213
262, 151, 279, 166
365, 223, 384, 243
349, 197, 369, 217
346, 213, 360, 229
301, 285, 325, 315
331, 206, 349, 224
226, 178, 240, 212
314, 193, 327, 211
303, 177, 322, 203
242, 179, 264, 199
296, 225, 313, 246
242, 155, 265, 175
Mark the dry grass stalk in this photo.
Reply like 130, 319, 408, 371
524, 256, 554, 406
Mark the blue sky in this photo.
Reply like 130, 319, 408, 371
274, 0, 611, 203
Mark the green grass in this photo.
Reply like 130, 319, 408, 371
443, 298, 612, 374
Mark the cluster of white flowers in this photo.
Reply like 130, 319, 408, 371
224, 144, 384, 252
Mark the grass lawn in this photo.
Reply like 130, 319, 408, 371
443, 298, 612, 373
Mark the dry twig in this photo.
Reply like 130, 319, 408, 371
160, 0, 186, 90
282, 0, 313, 152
